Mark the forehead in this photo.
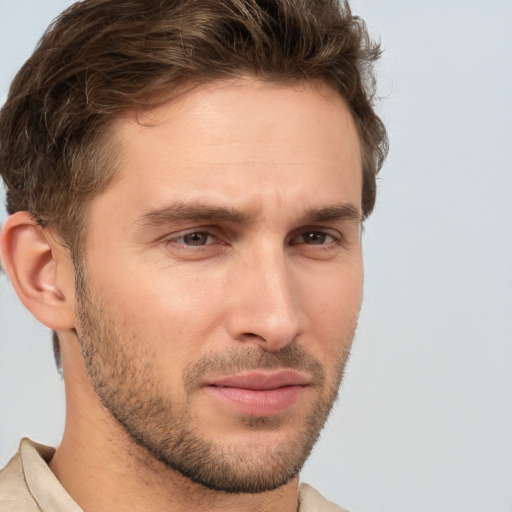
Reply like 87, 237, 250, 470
96, 78, 362, 219
131, 78, 356, 143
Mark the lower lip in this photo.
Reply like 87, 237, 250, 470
204, 385, 305, 416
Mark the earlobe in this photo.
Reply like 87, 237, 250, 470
1, 211, 76, 330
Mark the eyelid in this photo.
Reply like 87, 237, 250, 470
162, 226, 233, 253
289, 227, 343, 245
161, 225, 346, 251
166, 229, 215, 243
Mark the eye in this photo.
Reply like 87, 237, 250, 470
162, 229, 227, 260
292, 231, 337, 245
171, 231, 214, 247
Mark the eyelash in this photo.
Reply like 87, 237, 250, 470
167, 231, 218, 247
290, 231, 340, 246
164, 229, 342, 250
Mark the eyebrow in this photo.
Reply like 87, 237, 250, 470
138, 201, 256, 226
299, 204, 362, 224
137, 201, 361, 227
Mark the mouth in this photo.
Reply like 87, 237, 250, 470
203, 370, 310, 416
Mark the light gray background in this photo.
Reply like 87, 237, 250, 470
1, 1, 511, 511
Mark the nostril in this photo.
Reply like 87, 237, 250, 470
236, 332, 267, 344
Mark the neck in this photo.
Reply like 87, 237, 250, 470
50, 426, 300, 512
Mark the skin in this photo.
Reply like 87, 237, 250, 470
1, 77, 363, 511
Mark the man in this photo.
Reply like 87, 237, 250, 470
0, 0, 387, 510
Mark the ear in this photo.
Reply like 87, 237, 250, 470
1, 211, 76, 330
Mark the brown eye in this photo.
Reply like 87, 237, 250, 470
294, 231, 336, 245
302, 232, 328, 244
180, 232, 211, 246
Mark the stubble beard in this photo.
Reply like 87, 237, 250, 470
74, 277, 354, 494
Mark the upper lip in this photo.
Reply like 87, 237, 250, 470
205, 370, 310, 390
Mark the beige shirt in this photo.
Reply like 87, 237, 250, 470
0, 439, 348, 511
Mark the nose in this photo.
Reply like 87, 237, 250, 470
226, 245, 304, 351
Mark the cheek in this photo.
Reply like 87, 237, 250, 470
302, 254, 363, 312
299, 263, 363, 357
90, 261, 231, 358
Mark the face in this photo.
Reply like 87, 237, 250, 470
75, 78, 363, 493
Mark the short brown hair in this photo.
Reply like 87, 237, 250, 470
0, 0, 388, 367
